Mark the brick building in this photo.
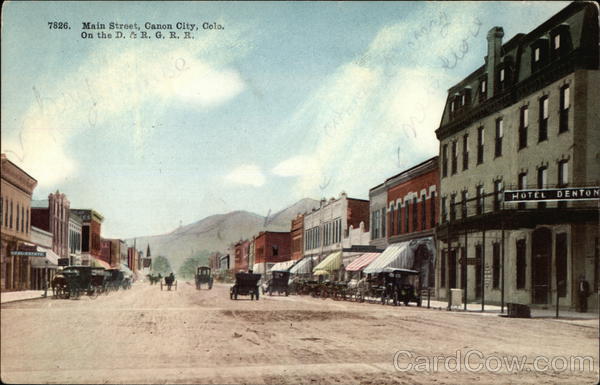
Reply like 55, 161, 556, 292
233, 239, 250, 272
70, 209, 104, 266
290, 214, 304, 261
252, 231, 291, 274
31, 191, 70, 259
1, 154, 37, 291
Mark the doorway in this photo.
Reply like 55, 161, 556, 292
532, 227, 552, 304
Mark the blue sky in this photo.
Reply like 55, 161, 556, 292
1, 1, 569, 238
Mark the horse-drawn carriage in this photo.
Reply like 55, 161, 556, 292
52, 266, 107, 299
264, 270, 290, 296
105, 268, 125, 292
160, 273, 177, 291
147, 273, 162, 285
381, 268, 422, 306
195, 266, 213, 290
230, 272, 261, 300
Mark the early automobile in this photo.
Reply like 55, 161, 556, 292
381, 268, 422, 306
195, 266, 213, 289
265, 270, 290, 296
230, 272, 261, 300
161, 273, 177, 291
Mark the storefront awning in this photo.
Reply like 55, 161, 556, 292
313, 251, 342, 273
363, 242, 412, 274
30, 247, 60, 268
269, 260, 297, 272
120, 264, 133, 277
289, 256, 317, 275
345, 252, 381, 272
91, 258, 111, 269
251, 263, 274, 275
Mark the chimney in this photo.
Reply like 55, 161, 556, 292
486, 27, 504, 99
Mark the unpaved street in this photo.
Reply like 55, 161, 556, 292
1, 282, 598, 384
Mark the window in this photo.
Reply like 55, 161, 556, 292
380, 208, 386, 238
442, 144, 448, 177
516, 239, 526, 289
493, 180, 503, 211
461, 190, 468, 219
534, 47, 540, 62
519, 106, 528, 149
441, 196, 447, 223
412, 197, 418, 231
518, 172, 527, 209
396, 203, 401, 234
450, 194, 456, 221
451, 141, 457, 175
21, 205, 24, 232
499, 68, 505, 82
477, 126, 484, 164
476, 185, 484, 215
430, 191, 436, 228
389, 206, 394, 236
493, 242, 500, 289
554, 34, 560, 50
559, 85, 569, 133
421, 194, 427, 230
272, 245, 279, 256
495, 118, 503, 157
539, 96, 548, 142
538, 166, 547, 209
462, 134, 469, 170
479, 78, 487, 102
4, 198, 7, 227
16, 204, 20, 232
405, 200, 410, 233
558, 160, 568, 186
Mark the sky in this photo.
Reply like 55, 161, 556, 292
1, 1, 570, 239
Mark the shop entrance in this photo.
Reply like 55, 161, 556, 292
532, 227, 552, 304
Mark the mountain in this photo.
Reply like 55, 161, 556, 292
127, 198, 319, 272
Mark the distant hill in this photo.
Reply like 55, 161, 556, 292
127, 198, 319, 272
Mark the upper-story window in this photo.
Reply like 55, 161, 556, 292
554, 34, 560, 50
461, 190, 468, 219
16, 203, 20, 233
442, 144, 448, 178
430, 191, 436, 228
495, 118, 503, 158
551, 25, 571, 60
493, 180, 503, 211
462, 134, 469, 171
559, 85, 570, 133
499, 68, 505, 82
451, 141, 458, 175
558, 160, 568, 187
404, 200, 410, 233
534, 47, 540, 62
441, 196, 447, 223
518, 172, 527, 209
519, 106, 528, 149
539, 96, 549, 142
449, 194, 456, 221
479, 77, 487, 102
537, 166, 548, 209
421, 194, 427, 231
388, 205, 394, 236
477, 126, 484, 164
531, 39, 549, 73
412, 197, 418, 231
476, 185, 484, 215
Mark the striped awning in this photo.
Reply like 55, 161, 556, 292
313, 251, 342, 273
269, 260, 296, 272
345, 252, 381, 272
91, 258, 111, 269
289, 256, 316, 275
363, 242, 412, 274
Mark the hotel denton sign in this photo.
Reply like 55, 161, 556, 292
504, 187, 600, 202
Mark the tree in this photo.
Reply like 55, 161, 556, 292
178, 250, 211, 279
151, 255, 172, 275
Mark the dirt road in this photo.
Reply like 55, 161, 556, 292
1, 282, 598, 384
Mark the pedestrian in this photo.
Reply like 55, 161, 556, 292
577, 275, 590, 312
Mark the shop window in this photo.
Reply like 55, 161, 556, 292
516, 239, 526, 289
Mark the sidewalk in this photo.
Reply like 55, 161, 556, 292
1, 290, 48, 304
425, 299, 599, 319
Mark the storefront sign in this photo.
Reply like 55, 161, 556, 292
11, 251, 46, 257
504, 187, 599, 202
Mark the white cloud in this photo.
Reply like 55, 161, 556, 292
271, 155, 319, 177
224, 164, 265, 187
2, 30, 253, 188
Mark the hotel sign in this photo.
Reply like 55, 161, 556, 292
504, 187, 600, 202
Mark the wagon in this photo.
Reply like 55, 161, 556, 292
195, 266, 213, 289
161, 273, 177, 291
105, 268, 125, 292
53, 266, 107, 299
265, 270, 290, 296
230, 272, 261, 300
381, 268, 422, 306
52, 269, 81, 299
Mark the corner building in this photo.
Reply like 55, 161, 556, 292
435, 3, 599, 311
